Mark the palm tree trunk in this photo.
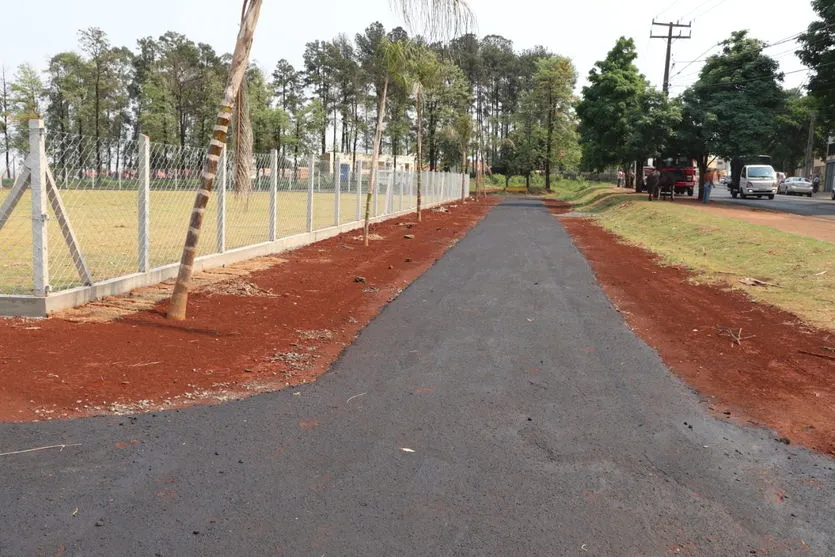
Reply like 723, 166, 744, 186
416, 86, 423, 222
167, 0, 263, 320
364, 76, 389, 247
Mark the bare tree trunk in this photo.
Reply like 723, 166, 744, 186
167, 0, 263, 320
416, 86, 423, 222
364, 77, 388, 247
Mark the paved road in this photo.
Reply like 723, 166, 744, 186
708, 185, 835, 219
1, 199, 833, 556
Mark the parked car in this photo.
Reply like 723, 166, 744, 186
778, 176, 814, 197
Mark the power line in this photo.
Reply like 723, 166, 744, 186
691, 0, 732, 23
655, 0, 689, 20
668, 41, 722, 80
680, 0, 720, 20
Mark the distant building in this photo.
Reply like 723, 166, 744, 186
320, 152, 416, 174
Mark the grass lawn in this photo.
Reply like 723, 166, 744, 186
587, 198, 835, 332
0, 187, 419, 294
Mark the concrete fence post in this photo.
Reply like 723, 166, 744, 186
387, 167, 394, 215
399, 169, 404, 212
217, 145, 227, 253
334, 155, 341, 227
137, 134, 150, 272
307, 154, 314, 233
373, 164, 379, 217
355, 160, 362, 222
29, 120, 49, 296
270, 149, 278, 241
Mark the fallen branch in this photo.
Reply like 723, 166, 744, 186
739, 277, 781, 288
797, 350, 835, 362
0, 443, 81, 457
716, 327, 755, 346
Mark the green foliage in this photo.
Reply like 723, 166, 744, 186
576, 37, 649, 171
678, 31, 783, 167
768, 89, 825, 172
797, 0, 835, 131
9, 19, 590, 188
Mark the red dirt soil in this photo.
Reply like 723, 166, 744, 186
0, 198, 500, 423
557, 207, 834, 457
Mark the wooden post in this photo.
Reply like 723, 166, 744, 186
270, 149, 278, 241
334, 155, 341, 227
307, 154, 314, 232
138, 134, 150, 272
29, 120, 49, 296
217, 146, 227, 253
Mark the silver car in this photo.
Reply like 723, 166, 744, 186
778, 177, 814, 197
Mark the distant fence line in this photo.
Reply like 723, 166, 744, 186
0, 120, 468, 317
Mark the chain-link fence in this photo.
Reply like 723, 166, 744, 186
0, 122, 468, 301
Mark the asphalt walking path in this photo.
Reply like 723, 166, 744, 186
1, 199, 832, 556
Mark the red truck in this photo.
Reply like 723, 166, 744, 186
659, 156, 696, 196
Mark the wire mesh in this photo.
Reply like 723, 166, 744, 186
225, 152, 271, 250
44, 132, 139, 291
0, 163, 32, 295
275, 157, 311, 238
1, 126, 466, 299
148, 142, 216, 268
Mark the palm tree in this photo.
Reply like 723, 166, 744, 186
168, 0, 472, 319
166, 0, 262, 321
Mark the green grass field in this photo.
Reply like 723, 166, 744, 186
0, 187, 421, 294
584, 197, 835, 332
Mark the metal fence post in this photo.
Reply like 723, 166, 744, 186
217, 145, 227, 253
29, 120, 49, 296
138, 134, 150, 272
355, 160, 362, 222
307, 154, 314, 232
270, 149, 278, 241
334, 155, 341, 227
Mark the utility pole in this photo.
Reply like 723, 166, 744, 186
804, 109, 817, 180
651, 20, 692, 96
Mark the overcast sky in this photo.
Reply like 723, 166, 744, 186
0, 0, 819, 94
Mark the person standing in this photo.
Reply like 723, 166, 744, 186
646, 168, 660, 201
703, 169, 716, 203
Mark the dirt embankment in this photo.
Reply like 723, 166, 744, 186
0, 198, 500, 422
552, 201, 834, 457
